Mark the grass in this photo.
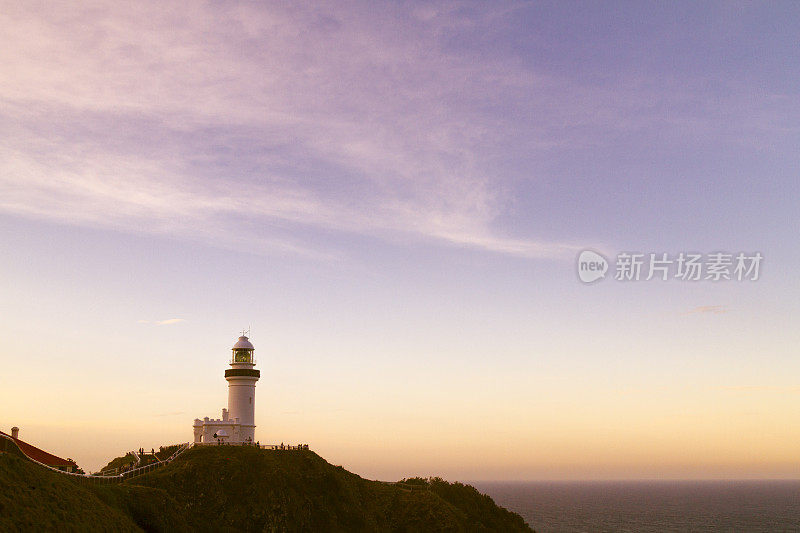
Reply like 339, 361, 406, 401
1, 446, 533, 532
0, 452, 140, 531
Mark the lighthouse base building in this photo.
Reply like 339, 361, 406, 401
193, 335, 260, 445
193, 408, 245, 444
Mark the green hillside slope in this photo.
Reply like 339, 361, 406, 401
0, 453, 141, 531
0, 446, 533, 532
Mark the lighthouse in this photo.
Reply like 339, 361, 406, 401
193, 334, 261, 444
226, 335, 260, 443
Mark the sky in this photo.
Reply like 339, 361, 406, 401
1, 1, 799, 479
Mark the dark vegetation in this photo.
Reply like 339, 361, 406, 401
0, 446, 533, 532
100, 452, 137, 473
100, 444, 183, 473
0, 452, 140, 531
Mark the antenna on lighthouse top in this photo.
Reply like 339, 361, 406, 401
241, 327, 250, 338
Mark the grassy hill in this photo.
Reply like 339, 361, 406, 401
99, 445, 183, 474
0, 452, 141, 531
0, 446, 533, 532
99, 451, 137, 473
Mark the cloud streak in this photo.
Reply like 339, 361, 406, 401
719, 386, 800, 394
0, 2, 605, 260
684, 305, 728, 315
1, 2, 792, 261
138, 318, 186, 326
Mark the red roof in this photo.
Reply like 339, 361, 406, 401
0, 430, 77, 468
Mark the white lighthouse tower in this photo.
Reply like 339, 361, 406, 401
226, 335, 260, 443
193, 334, 261, 444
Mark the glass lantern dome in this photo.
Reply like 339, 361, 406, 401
231, 335, 255, 364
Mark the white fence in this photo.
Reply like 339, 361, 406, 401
2, 435, 311, 484
0, 433, 191, 484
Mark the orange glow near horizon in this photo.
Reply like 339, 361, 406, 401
5, 368, 799, 479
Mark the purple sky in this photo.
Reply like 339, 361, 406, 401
1, 1, 799, 478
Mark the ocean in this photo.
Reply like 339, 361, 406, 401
475, 480, 800, 532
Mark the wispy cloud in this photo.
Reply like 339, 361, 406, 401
684, 305, 728, 315
719, 386, 800, 394
138, 318, 186, 326
1, 3, 792, 261
157, 318, 186, 326
0, 3, 596, 260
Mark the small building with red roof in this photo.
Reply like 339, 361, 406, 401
0, 427, 78, 472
